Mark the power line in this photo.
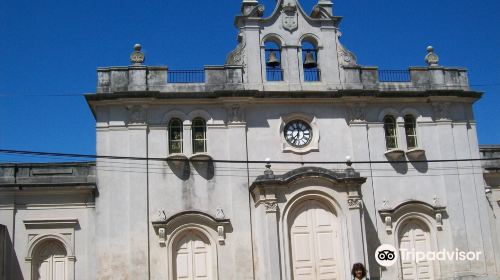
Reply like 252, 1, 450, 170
0, 149, 499, 165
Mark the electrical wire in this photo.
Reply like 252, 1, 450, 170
0, 148, 498, 165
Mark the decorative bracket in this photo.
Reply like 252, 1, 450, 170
159, 228, 166, 245
217, 226, 225, 244
384, 216, 393, 234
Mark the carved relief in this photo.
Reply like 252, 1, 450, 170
382, 199, 390, 210
227, 104, 244, 123
310, 5, 332, 19
282, 1, 298, 32
156, 209, 167, 222
215, 206, 225, 220
98, 74, 110, 87
433, 195, 441, 207
432, 102, 450, 121
128, 106, 147, 124
348, 198, 362, 209
226, 32, 246, 66
265, 201, 279, 213
243, 4, 265, 17
348, 103, 367, 123
337, 34, 358, 67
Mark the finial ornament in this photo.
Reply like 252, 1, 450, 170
130, 43, 145, 65
425, 46, 439, 67
216, 206, 226, 220
264, 158, 275, 178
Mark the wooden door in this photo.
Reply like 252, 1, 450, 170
289, 199, 340, 280
174, 231, 212, 280
399, 220, 434, 280
32, 241, 67, 280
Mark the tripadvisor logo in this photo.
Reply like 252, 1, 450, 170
375, 244, 483, 267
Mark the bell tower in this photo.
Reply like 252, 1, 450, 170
228, 0, 357, 91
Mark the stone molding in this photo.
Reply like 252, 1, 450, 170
279, 112, 320, 154
152, 210, 231, 246
378, 200, 446, 234
24, 218, 79, 280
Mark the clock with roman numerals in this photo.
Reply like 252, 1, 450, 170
284, 120, 312, 148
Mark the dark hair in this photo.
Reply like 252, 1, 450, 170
351, 263, 367, 278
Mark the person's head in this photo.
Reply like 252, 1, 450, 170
351, 263, 367, 279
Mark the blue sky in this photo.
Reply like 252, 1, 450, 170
1, 0, 499, 162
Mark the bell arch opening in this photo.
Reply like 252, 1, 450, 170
264, 40, 284, 81
301, 39, 320, 82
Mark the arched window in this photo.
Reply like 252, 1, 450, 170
32, 240, 68, 280
301, 40, 320, 82
265, 41, 283, 81
192, 118, 207, 154
169, 118, 183, 154
173, 230, 214, 280
398, 219, 435, 279
384, 115, 398, 150
404, 115, 418, 149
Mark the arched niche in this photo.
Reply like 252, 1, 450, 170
26, 235, 75, 280
23, 219, 78, 280
152, 211, 231, 280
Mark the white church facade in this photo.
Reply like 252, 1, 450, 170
1, 0, 500, 279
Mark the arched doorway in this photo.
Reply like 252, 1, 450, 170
398, 219, 435, 280
288, 199, 342, 280
32, 240, 67, 280
173, 230, 213, 280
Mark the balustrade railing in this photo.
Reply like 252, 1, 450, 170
168, 70, 205, 83
266, 68, 284, 81
378, 70, 411, 82
304, 69, 321, 82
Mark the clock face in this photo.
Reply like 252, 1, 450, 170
284, 120, 312, 147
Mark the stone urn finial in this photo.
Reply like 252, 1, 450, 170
264, 158, 275, 178
425, 45, 439, 67
130, 43, 145, 65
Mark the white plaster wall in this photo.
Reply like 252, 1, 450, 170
91, 97, 498, 279
0, 192, 94, 280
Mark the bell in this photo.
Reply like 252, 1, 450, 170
303, 52, 317, 69
266, 51, 280, 68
